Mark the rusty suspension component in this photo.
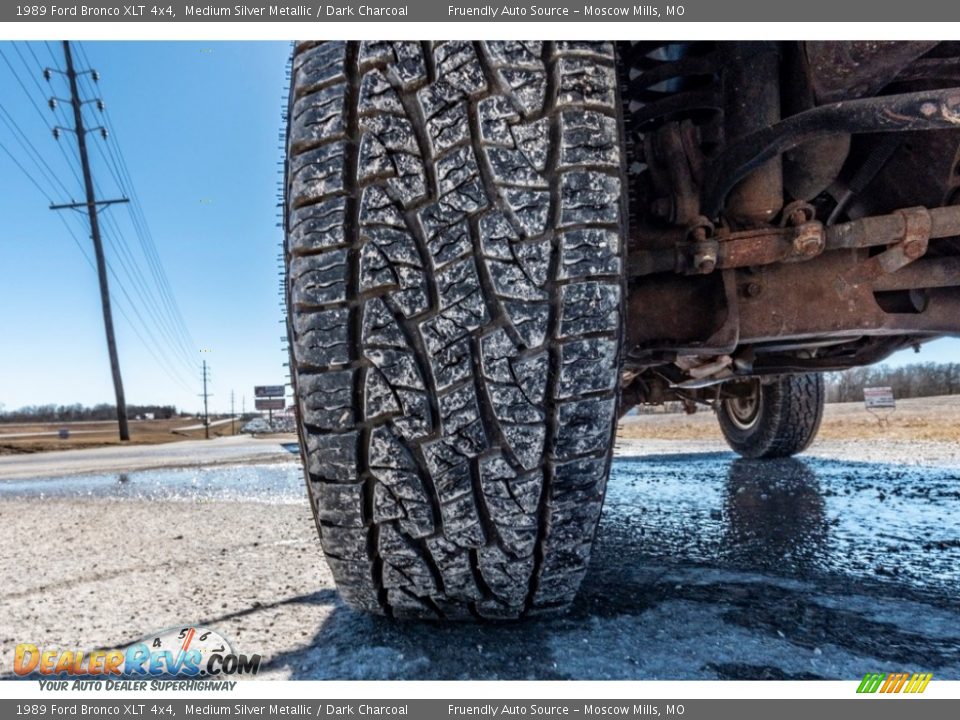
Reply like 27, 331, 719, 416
628, 204, 960, 278
701, 87, 960, 219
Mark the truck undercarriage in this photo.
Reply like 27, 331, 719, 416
616, 41, 960, 416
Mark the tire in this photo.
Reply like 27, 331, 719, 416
284, 41, 626, 619
717, 374, 825, 459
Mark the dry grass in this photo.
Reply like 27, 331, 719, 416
3, 395, 958, 456
0, 417, 245, 455
616, 394, 960, 443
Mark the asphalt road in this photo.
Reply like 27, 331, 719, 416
0, 435, 295, 480
1, 438, 958, 680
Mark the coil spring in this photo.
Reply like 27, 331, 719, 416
616, 42, 725, 235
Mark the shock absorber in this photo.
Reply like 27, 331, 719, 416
722, 42, 783, 228
617, 42, 785, 236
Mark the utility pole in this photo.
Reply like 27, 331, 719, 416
49, 41, 131, 441
200, 360, 211, 439
230, 390, 236, 435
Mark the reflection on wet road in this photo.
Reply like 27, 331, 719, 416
605, 453, 960, 594
2, 446, 958, 680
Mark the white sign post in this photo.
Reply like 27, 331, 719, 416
863, 386, 895, 426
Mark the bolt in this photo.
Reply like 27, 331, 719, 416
920, 102, 938, 117
793, 230, 822, 257
693, 250, 716, 274
745, 282, 762, 298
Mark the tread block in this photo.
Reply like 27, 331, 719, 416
559, 281, 620, 338
361, 297, 406, 348
435, 42, 487, 96
426, 535, 484, 601
363, 350, 431, 439
359, 185, 407, 228
291, 82, 347, 147
503, 300, 549, 349
312, 480, 366, 527
288, 197, 348, 253
484, 41, 543, 69
293, 307, 350, 367
554, 456, 609, 493
560, 110, 620, 168
478, 544, 535, 609
297, 368, 355, 428
359, 225, 428, 317
557, 338, 618, 398
559, 171, 621, 227
293, 42, 346, 91
319, 524, 368, 560
305, 430, 358, 482
358, 114, 427, 202
479, 454, 541, 556
290, 249, 349, 307
559, 228, 621, 279
290, 142, 347, 205
557, 55, 617, 108
555, 397, 616, 459
378, 523, 439, 593
435, 146, 489, 215
424, 216, 472, 270
358, 68, 404, 115
425, 99, 470, 155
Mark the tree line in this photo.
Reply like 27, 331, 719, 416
0, 403, 181, 423
825, 362, 960, 403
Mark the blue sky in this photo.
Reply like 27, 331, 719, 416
1, 41, 291, 415
0, 41, 956, 416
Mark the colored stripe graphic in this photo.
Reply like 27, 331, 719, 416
857, 672, 931, 694
857, 673, 886, 693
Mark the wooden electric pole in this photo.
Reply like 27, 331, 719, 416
49, 41, 130, 441
201, 360, 211, 439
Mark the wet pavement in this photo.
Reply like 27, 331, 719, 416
2, 441, 958, 680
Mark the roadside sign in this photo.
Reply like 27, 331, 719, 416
255, 398, 285, 411
254, 385, 286, 398
864, 386, 895, 410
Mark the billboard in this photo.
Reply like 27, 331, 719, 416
254, 385, 286, 398
254, 398, 286, 411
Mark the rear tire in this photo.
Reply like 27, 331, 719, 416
717, 374, 825, 459
284, 41, 626, 619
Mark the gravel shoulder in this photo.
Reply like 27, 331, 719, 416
2, 438, 957, 681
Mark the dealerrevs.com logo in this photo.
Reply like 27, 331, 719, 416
14, 626, 260, 678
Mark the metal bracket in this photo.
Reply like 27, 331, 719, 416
836, 206, 932, 295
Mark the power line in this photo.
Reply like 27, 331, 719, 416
1, 44, 82, 192
0, 70, 197, 399
51, 43, 198, 378
75, 42, 199, 362
2, 42, 205, 406
0, 138, 53, 200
